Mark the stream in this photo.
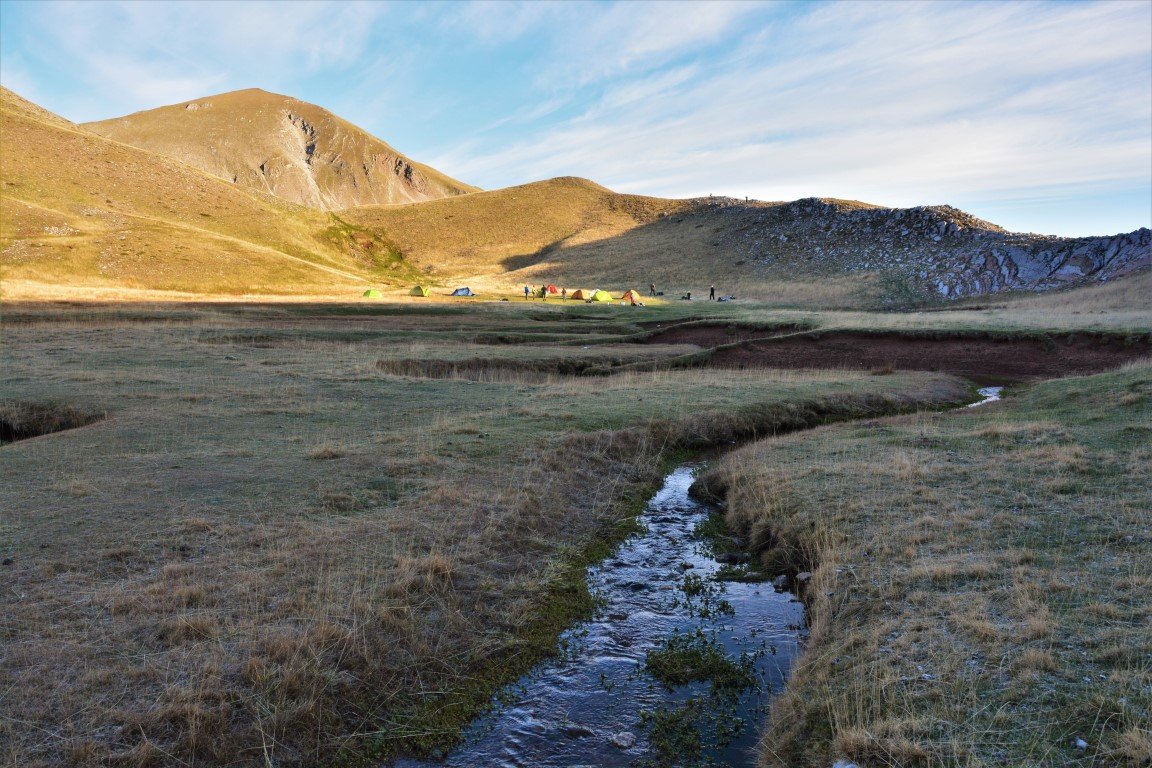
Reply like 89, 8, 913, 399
394, 466, 804, 768
395, 388, 1006, 768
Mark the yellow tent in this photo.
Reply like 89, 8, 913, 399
569, 289, 590, 300
621, 289, 642, 303
590, 289, 612, 302
409, 285, 431, 297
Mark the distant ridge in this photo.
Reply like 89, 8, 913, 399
83, 88, 478, 210
344, 182, 1150, 300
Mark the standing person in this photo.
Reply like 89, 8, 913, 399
524, 285, 531, 300
540, 285, 548, 301
649, 283, 656, 297
709, 284, 716, 301
561, 287, 567, 299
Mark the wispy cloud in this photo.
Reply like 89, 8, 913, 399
430, 1, 1151, 234
3, 0, 389, 119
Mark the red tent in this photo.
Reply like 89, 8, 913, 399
547, 284, 558, 294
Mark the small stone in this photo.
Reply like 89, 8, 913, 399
679, 562, 694, 570
1074, 737, 1088, 750
1, 557, 12, 566
610, 731, 636, 749
833, 761, 860, 768
796, 571, 813, 584
772, 574, 790, 591
562, 724, 595, 738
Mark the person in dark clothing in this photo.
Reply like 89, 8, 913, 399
649, 283, 656, 297
709, 285, 716, 300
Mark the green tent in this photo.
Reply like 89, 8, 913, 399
590, 289, 612, 302
363, 289, 383, 298
409, 285, 431, 297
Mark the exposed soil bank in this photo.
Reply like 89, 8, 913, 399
0, 402, 104, 443
703, 331, 1151, 384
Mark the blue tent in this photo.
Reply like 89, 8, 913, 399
451, 287, 475, 297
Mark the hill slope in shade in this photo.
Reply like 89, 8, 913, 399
0, 86, 417, 295
83, 88, 478, 211
343, 176, 690, 277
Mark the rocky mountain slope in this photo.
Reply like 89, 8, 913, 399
84, 89, 478, 211
710, 196, 1150, 299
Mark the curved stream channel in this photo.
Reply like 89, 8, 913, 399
396, 387, 1005, 768
396, 466, 804, 768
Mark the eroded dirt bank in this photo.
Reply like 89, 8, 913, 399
696, 330, 1151, 383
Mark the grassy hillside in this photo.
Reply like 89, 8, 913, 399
0, 87, 420, 296
344, 176, 689, 279
84, 88, 478, 210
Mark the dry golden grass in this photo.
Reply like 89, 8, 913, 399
83, 87, 476, 210
344, 176, 687, 277
696, 360, 1152, 767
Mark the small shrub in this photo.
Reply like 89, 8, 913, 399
307, 443, 346, 460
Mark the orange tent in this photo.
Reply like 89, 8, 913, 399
547, 284, 558, 293
569, 289, 590, 300
621, 289, 642, 303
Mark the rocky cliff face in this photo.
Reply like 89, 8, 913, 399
84, 89, 478, 211
705, 197, 1150, 298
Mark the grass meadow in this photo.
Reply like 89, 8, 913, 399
1, 297, 1148, 767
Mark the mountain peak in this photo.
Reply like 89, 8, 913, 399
83, 90, 477, 210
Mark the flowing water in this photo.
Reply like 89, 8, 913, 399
965, 386, 1003, 408
394, 466, 804, 768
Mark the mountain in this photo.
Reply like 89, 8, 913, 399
83, 88, 478, 211
0, 86, 419, 296
3, 87, 1146, 304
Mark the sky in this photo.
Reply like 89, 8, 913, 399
1, 0, 1149, 237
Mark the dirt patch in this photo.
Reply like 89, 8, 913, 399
708, 331, 1152, 384
640, 322, 810, 347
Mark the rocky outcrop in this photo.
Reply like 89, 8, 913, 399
707, 197, 1150, 299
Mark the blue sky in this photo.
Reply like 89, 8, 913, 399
2, 0, 1149, 237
